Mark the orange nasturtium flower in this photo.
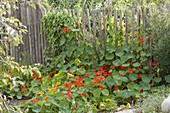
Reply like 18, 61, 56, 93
20, 87, 26, 92
128, 68, 134, 74
152, 62, 156, 67
99, 85, 104, 90
138, 37, 143, 43
58, 26, 61, 31
43, 97, 48, 101
20, 102, 25, 105
76, 23, 79, 28
67, 89, 72, 99
80, 93, 85, 97
137, 74, 141, 79
33, 98, 39, 104
114, 86, 119, 90
25, 83, 29, 87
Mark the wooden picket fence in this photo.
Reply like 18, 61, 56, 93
2, 2, 169, 64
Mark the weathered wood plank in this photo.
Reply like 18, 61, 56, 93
125, 10, 128, 44
114, 9, 118, 49
131, 8, 135, 45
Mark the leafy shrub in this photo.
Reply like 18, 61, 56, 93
147, 7, 170, 83
137, 86, 170, 113
0, 57, 43, 100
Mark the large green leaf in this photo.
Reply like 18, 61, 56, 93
59, 101, 69, 109
102, 89, 109, 96
165, 75, 170, 83
60, 37, 66, 46
112, 59, 120, 66
116, 52, 124, 57
93, 89, 101, 97
32, 105, 41, 113
133, 62, 141, 67
153, 77, 162, 83
128, 74, 137, 81
105, 53, 114, 60
142, 76, 150, 83
105, 76, 114, 88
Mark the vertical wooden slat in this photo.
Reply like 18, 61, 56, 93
92, 9, 97, 44
142, 7, 146, 44
82, 9, 86, 42
120, 10, 122, 27
86, 9, 91, 32
114, 9, 118, 49
125, 10, 128, 44
76, 9, 80, 44
98, 9, 102, 47
27, 5, 33, 63
131, 8, 135, 45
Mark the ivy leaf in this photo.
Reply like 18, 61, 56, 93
93, 89, 101, 97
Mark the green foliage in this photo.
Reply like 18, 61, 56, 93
137, 86, 170, 113
0, 1, 27, 56
147, 6, 170, 83
0, 56, 43, 100
48, 0, 106, 9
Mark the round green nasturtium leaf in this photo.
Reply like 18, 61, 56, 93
132, 62, 141, 67
16, 92, 22, 99
78, 68, 86, 75
59, 101, 69, 109
32, 105, 41, 113
41, 84, 48, 91
128, 74, 137, 81
105, 53, 114, 60
165, 75, 170, 83
60, 37, 66, 46
139, 82, 150, 90
105, 76, 114, 88
116, 52, 124, 57
102, 89, 109, 96
120, 76, 129, 82
112, 59, 120, 66
107, 48, 116, 53
153, 77, 162, 83
93, 89, 101, 97
142, 76, 150, 83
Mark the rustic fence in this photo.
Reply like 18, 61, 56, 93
2, 2, 170, 64
4, 3, 48, 64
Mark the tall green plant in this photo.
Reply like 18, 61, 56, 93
146, 6, 170, 83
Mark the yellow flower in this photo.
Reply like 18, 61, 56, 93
54, 82, 60, 87
67, 73, 74, 79
54, 74, 59, 77
38, 91, 44, 97
126, 103, 131, 109
10, 84, 13, 90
